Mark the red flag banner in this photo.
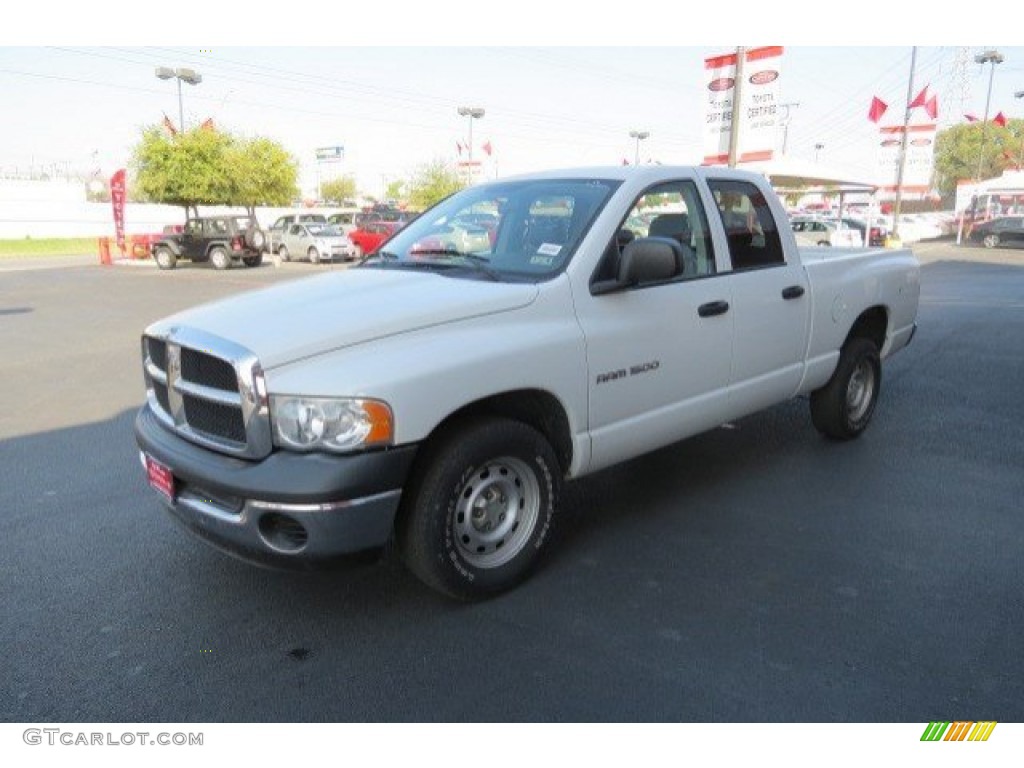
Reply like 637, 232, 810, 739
924, 95, 939, 121
110, 169, 127, 255
909, 85, 929, 109
868, 96, 888, 123
965, 114, 980, 122
993, 112, 1007, 127
200, 118, 215, 131
482, 140, 493, 156
162, 113, 178, 136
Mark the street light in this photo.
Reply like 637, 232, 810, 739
974, 49, 1004, 182
628, 130, 650, 166
155, 67, 203, 132
458, 106, 485, 183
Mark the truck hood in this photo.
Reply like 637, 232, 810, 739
151, 268, 539, 369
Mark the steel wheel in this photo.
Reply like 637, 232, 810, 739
453, 456, 540, 570
845, 358, 876, 423
983, 233, 1000, 249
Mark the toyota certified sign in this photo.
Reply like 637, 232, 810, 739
748, 70, 779, 85
703, 46, 784, 166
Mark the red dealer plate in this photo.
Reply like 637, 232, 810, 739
145, 454, 175, 502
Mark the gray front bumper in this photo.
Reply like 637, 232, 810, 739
135, 405, 417, 567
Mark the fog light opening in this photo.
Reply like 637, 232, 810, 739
258, 512, 309, 553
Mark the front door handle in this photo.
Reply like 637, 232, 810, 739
698, 300, 730, 318
782, 285, 806, 300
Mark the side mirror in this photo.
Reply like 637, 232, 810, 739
591, 237, 681, 295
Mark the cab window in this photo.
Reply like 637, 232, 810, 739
707, 180, 785, 270
594, 180, 716, 285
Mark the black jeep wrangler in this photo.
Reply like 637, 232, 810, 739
151, 215, 267, 270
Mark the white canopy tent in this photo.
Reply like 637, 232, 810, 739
733, 154, 879, 195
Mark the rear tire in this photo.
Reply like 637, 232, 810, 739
397, 418, 561, 600
209, 246, 231, 271
242, 252, 263, 268
810, 338, 881, 440
154, 246, 176, 270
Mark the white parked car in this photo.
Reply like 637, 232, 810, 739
790, 216, 863, 247
136, 166, 919, 599
275, 223, 356, 264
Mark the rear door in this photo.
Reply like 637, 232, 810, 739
705, 178, 811, 413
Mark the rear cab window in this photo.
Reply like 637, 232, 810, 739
707, 179, 785, 271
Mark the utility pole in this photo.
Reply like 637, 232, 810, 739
891, 46, 918, 243
728, 46, 746, 168
779, 102, 799, 155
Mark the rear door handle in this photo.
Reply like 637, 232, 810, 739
698, 300, 730, 318
782, 285, 805, 300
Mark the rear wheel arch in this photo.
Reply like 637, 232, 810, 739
844, 306, 888, 352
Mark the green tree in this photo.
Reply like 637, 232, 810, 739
320, 176, 358, 205
934, 120, 1023, 196
226, 136, 299, 215
132, 125, 298, 218
406, 160, 465, 209
385, 179, 405, 202
132, 126, 234, 218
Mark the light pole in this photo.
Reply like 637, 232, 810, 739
458, 106, 485, 184
629, 130, 650, 166
814, 142, 824, 163
155, 67, 203, 131
974, 50, 1004, 183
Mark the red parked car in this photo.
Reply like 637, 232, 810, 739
348, 221, 404, 258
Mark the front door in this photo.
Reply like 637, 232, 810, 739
574, 178, 735, 472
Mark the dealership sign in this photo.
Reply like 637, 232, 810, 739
315, 146, 345, 162
703, 46, 783, 165
877, 124, 936, 195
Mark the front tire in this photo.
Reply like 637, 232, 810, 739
308, 246, 321, 264
154, 246, 176, 270
810, 337, 881, 440
983, 233, 1000, 249
397, 418, 561, 600
278, 245, 290, 262
209, 246, 231, 270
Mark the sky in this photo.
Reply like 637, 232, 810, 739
2, 5, 1022, 199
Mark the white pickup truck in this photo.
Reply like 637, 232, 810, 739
135, 166, 920, 599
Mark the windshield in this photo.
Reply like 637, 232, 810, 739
359, 178, 620, 281
308, 224, 344, 237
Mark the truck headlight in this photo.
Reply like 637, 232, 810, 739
270, 396, 393, 452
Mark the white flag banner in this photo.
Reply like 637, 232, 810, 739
878, 124, 936, 195
703, 46, 783, 166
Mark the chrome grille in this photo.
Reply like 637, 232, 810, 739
142, 326, 272, 459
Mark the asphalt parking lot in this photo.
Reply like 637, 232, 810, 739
0, 242, 1022, 722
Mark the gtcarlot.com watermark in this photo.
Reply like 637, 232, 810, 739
23, 729, 203, 747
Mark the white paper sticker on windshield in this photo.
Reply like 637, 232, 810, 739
537, 243, 562, 256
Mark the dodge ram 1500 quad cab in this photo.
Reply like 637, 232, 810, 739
135, 166, 920, 599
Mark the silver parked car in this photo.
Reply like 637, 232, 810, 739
276, 223, 356, 264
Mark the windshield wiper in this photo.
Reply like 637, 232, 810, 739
405, 249, 501, 281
